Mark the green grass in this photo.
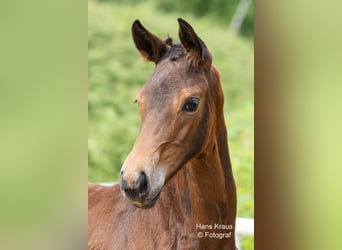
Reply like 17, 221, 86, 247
88, 1, 254, 248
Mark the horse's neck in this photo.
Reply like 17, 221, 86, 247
173, 127, 236, 227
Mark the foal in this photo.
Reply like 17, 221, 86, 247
88, 18, 237, 250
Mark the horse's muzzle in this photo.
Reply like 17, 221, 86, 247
120, 171, 150, 202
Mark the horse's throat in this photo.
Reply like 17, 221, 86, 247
173, 149, 230, 226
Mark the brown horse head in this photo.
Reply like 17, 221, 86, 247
120, 18, 222, 208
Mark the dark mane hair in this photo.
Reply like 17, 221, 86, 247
163, 37, 186, 62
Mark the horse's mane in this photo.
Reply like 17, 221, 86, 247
163, 37, 186, 62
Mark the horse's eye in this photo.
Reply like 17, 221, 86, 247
183, 98, 200, 113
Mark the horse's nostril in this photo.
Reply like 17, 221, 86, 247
137, 171, 149, 197
121, 171, 150, 201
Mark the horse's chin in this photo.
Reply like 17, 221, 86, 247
130, 191, 162, 209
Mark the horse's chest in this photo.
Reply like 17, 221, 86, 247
173, 229, 199, 249
133, 215, 199, 249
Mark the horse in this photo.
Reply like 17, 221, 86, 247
88, 18, 237, 250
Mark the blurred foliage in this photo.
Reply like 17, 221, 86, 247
96, 0, 254, 36
156, 0, 254, 36
88, 0, 253, 248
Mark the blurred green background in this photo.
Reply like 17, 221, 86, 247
88, 0, 254, 248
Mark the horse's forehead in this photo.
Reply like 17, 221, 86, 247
144, 60, 206, 96
151, 61, 184, 86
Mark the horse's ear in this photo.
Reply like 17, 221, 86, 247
178, 18, 212, 69
132, 20, 168, 64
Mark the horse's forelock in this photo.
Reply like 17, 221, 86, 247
161, 39, 186, 62
161, 38, 211, 71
